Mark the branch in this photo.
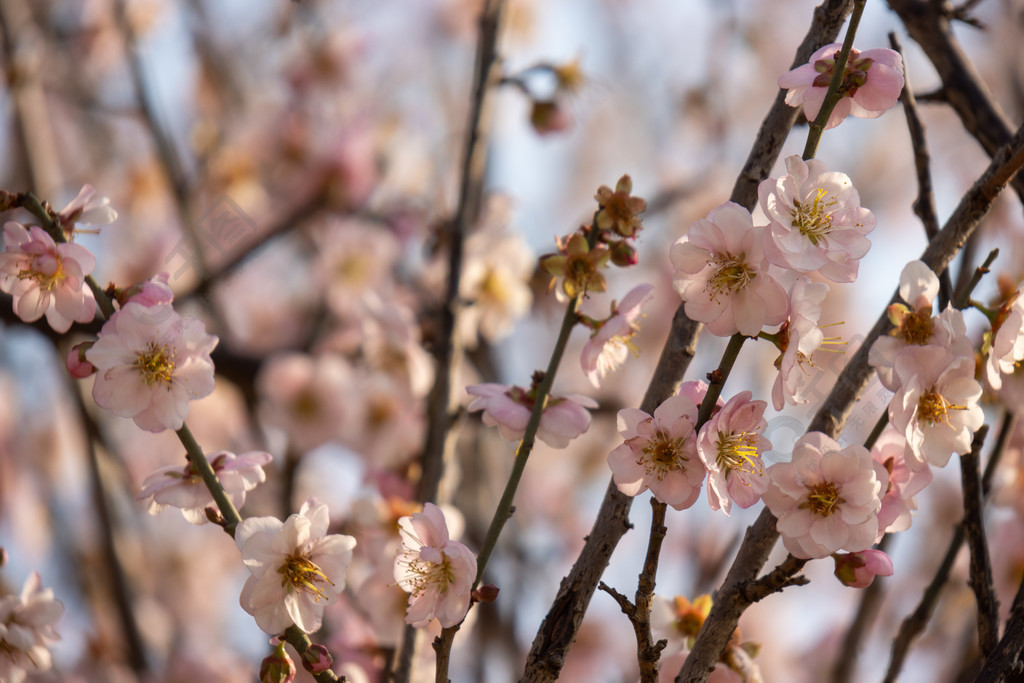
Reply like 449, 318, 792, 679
678, 122, 1024, 683
959, 426, 999, 657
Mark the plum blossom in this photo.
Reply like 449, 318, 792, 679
697, 391, 771, 514
871, 428, 932, 536
984, 292, 1024, 391
580, 283, 654, 387
86, 302, 218, 432
120, 272, 175, 308
57, 185, 118, 231
236, 499, 356, 634
833, 549, 894, 588
0, 221, 97, 332
763, 432, 886, 559
779, 44, 904, 129
607, 395, 705, 510
889, 345, 983, 469
466, 382, 597, 448
670, 202, 787, 337
0, 572, 64, 683
137, 450, 273, 524
869, 260, 972, 391
771, 276, 834, 410
394, 502, 477, 628
758, 156, 875, 282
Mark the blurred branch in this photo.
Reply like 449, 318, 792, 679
959, 426, 999, 657
522, 3, 858, 679
678, 122, 1024, 683
888, 32, 953, 309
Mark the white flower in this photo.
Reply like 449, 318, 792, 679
394, 503, 477, 628
0, 572, 64, 683
771, 276, 833, 410
580, 283, 654, 387
236, 500, 356, 634
985, 293, 1024, 391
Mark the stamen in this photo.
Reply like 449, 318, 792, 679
715, 431, 763, 480
134, 343, 175, 386
279, 554, 335, 601
801, 481, 843, 516
791, 188, 837, 245
639, 431, 689, 480
917, 390, 967, 428
706, 254, 755, 300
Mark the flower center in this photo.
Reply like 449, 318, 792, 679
134, 343, 175, 386
917, 390, 967, 428
900, 309, 934, 345
21, 255, 66, 292
638, 431, 689, 479
706, 254, 754, 300
279, 554, 334, 601
715, 431, 763, 478
802, 481, 843, 516
403, 554, 455, 597
791, 188, 835, 246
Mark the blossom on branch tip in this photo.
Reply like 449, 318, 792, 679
594, 175, 646, 238
57, 184, 118, 232
697, 391, 771, 514
580, 283, 654, 387
236, 500, 356, 635
86, 302, 218, 433
0, 572, 64, 683
779, 44, 904, 129
758, 156, 875, 282
763, 432, 886, 559
540, 232, 609, 301
137, 450, 273, 524
833, 549, 893, 588
394, 502, 477, 628
0, 221, 97, 332
670, 202, 787, 337
466, 382, 598, 448
607, 395, 705, 510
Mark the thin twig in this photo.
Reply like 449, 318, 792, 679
959, 426, 999, 657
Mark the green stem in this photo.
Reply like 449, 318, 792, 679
802, 0, 867, 160
696, 334, 748, 428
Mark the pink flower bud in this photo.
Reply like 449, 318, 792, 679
833, 549, 893, 588
473, 584, 500, 603
301, 644, 333, 674
260, 642, 296, 683
66, 341, 96, 378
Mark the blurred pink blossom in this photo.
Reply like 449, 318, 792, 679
0, 572, 64, 683
87, 302, 218, 432
57, 184, 118, 230
758, 156, 875, 282
137, 450, 273, 524
985, 293, 1024, 391
394, 502, 477, 628
889, 345, 983, 469
763, 432, 885, 559
66, 341, 96, 379
581, 283, 654, 388
772, 276, 831, 410
120, 272, 174, 307
608, 395, 705, 510
833, 549, 894, 588
697, 391, 771, 514
466, 383, 598, 448
670, 202, 787, 337
237, 499, 356, 634
779, 44, 904, 129
0, 221, 97, 332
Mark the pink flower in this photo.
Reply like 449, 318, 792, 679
66, 341, 96, 379
57, 184, 118, 231
869, 260, 972, 391
833, 549, 894, 588
889, 345, 984, 469
871, 428, 932, 536
86, 302, 218, 432
697, 391, 771, 514
137, 450, 273, 524
580, 283, 654, 387
0, 221, 96, 332
677, 379, 722, 416
985, 293, 1024, 391
771, 276, 832, 410
120, 272, 175, 308
670, 202, 787, 337
607, 395, 705, 510
236, 499, 357, 634
466, 383, 598, 448
763, 432, 886, 559
394, 502, 477, 628
0, 572, 64, 683
779, 44, 904, 129
758, 156, 875, 282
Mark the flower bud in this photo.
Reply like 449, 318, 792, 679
833, 549, 893, 588
66, 342, 96, 379
473, 584, 500, 603
301, 644, 333, 674
609, 240, 638, 267
260, 642, 296, 683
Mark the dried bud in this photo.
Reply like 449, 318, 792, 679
608, 240, 638, 267
594, 175, 646, 238
473, 584, 500, 603
530, 99, 573, 136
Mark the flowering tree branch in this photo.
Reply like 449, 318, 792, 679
677, 121, 1024, 683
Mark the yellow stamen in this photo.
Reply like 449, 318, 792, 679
715, 431, 763, 480
639, 431, 690, 480
917, 390, 967, 428
134, 343, 175, 386
802, 481, 843, 516
791, 188, 836, 245
279, 554, 334, 601
706, 254, 755, 300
